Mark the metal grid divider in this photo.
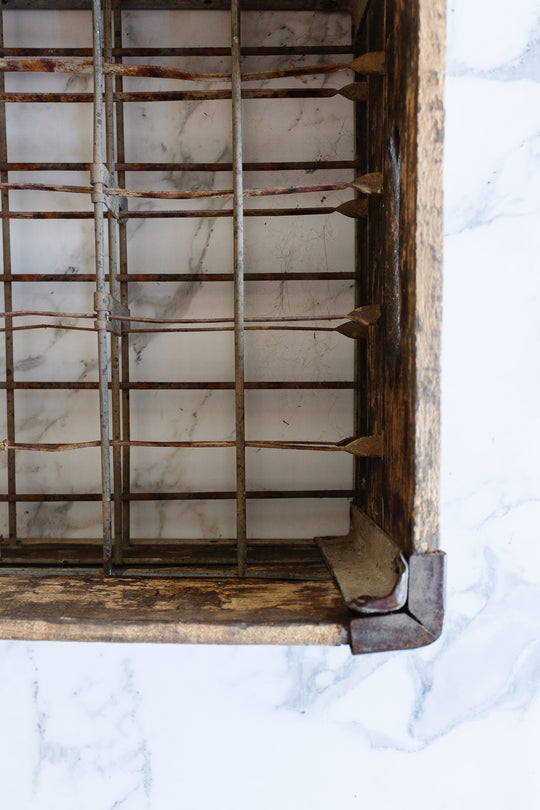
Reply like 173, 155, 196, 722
0, 10, 16, 550
113, 0, 131, 556
231, 0, 247, 576
92, 0, 114, 574
103, 0, 123, 566
0, 4, 367, 574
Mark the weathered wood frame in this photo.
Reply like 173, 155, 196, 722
0, 0, 445, 653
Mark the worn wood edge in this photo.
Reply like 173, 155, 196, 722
316, 505, 408, 613
412, 0, 446, 553
0, 618, 347, 645
348, 551, 445, 653
0, 575, 350, 645
0, 555, 444, 652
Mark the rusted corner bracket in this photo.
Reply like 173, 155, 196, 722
348, 551, 446, 654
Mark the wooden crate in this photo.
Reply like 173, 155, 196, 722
0, 0, 445, 653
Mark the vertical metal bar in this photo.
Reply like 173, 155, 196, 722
231, 0, 247, 576
353, 24, 369, 508
113, 0, 131, 551
365, 2, 386, 524
103, 0, 123, 564
0, 11, 16, 548
92, 0, 114, 575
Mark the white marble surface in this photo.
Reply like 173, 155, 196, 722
1, 1, 540, 807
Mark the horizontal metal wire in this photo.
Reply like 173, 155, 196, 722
0, 46, 354, 57
0, 160, 361, 172
0, 272, 358, 283
0, 309, 354, 323
0, 52, 383, 82
0, 439, 355, 452
0, 490, 356, 502
0, 86, 366, 103
0, 179, 361, 198
0, 380, 357, 390
0, 204, 366, 219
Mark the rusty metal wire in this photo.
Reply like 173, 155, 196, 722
0, 304, 377, 323
0, 200, 369, 219
0, 52, 385, 83
0, 177, 380, 199
0, 438, 378, 454
0, 85, 367, 103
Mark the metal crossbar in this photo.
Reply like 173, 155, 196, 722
92, 0, 114, 574
0, 14, 15, 546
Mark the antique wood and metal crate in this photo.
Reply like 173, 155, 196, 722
0, 0, 445, 653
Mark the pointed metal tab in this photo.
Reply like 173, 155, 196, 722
346, 304, 381, 326
338, 82, 368, 101
350, 172, 384, 195
335, 321, 369, 340
335, 198, 369, 219
337, 434, 384, 457
349, 51, 386, 75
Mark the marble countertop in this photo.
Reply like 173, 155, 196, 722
0, 1, 539, 807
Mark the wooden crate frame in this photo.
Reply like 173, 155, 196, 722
0, 0, 445, 653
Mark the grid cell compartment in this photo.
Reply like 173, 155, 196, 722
128, 331, 235, 382
241, 95, 355, 163
244, 279, 354, 322
130, 390, 235, 442
246, 447, 353, 491
3, 9, 93, 47
130, 498, 237, 542
15, 446, 102, 496
245, 328, 355, 382
245, 389, 355, 440
11, 329, 98, 383
125, 280, 234, 322
0, 504, 7, 537
8, 220, 96, 276
16, 500, 103, 540
14, 389, 100, 441
243, 213, 355, 278
130, 446, 237, 494
12, 281, 95, 312
246, 498, 351, 541
123, 99, 233, 164
6, 103, 93, 163
125, 216, 234, 278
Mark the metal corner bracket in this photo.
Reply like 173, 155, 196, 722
348, 551, 446, 654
